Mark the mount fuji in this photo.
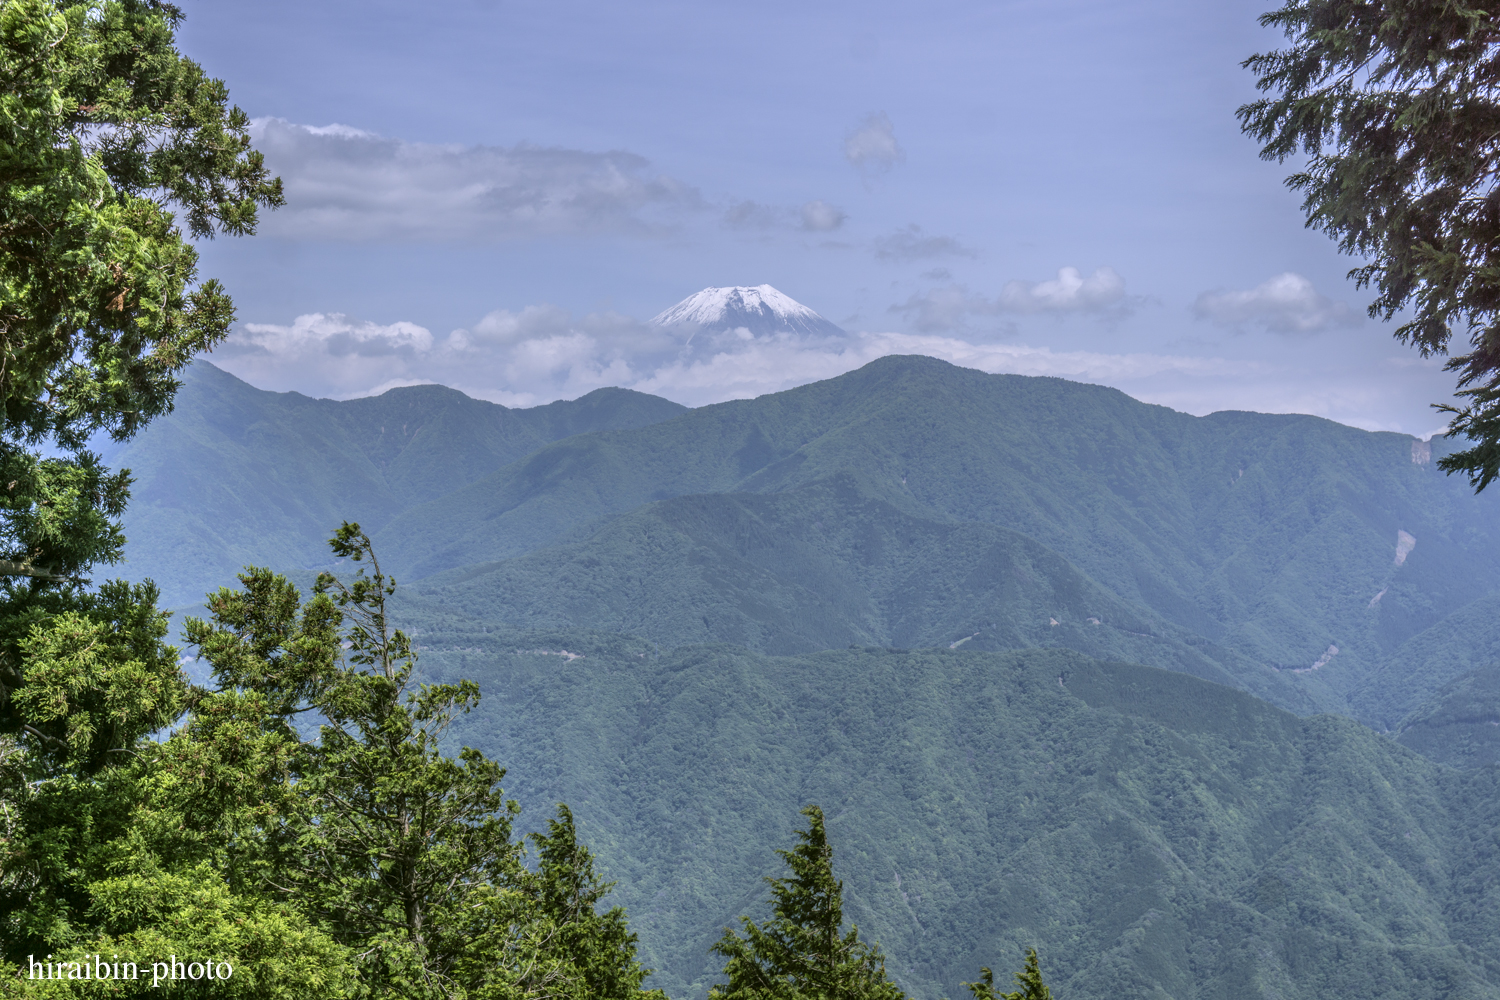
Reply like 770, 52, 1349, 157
651, 285, 845, 338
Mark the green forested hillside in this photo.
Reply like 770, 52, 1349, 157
95, 355, 1500, 998
107, 362, 686, 605
404, 633, 1500, 1000
1395, 666, 1500, 768
1352, 593, 1500, 729
419, 470, 1251, 689
374, 356, 1500, 723
115, 356, 1500, 730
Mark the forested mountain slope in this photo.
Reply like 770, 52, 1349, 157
112, 356, 1500, 727
107, 354, 1500, 998
106, 361, 686, 605
372, 355, 1500, 722
1394, 664, 1500, 768
419, 470, 1254, 687
406, 634, 1500, 1000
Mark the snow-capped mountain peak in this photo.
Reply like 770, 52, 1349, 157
651, 285, 844, 338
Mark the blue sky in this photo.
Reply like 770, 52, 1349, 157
179, 0, 1455, 433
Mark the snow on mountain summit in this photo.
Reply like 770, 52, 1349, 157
651, 285, 845, 338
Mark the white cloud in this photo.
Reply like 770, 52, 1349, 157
844, 113, 904, 175
215, 305, 684, 407
999, 266, 1129, 315
215, 299, 1454, 435
1193, 273, 1361, 333
874, 225, 976, 261
239, 313, 434, 356
220, 313, 449, 398
800, 200, 846, 232
250, 118, 702, 241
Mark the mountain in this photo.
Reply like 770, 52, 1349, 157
1394, 665, 1500, 768
110, 355, 1500, 727
651, 284, 846, 338
405, 633, 1500, 1000
103, 350, 1500, 997
106, 361, 687, 606
418, 470, 1251, 687
360, 355, 1500, 723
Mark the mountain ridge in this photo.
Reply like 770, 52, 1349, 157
109, 354, 1500, 729
110, 361, 688, 605
362, 355, 1498, 722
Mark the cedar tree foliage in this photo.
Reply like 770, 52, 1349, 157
964, 949, 1054, 1000
1240, 0, 1500, 489
709, 805, 905, 1000
0, 0, 279, 969
0, 0, 280, 759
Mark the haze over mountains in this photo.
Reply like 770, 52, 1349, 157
102, 362, 686, 608
107, 288, 1500, 997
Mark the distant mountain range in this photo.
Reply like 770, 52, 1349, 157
101, 361, 685, 607
113, 353, 1500, 743
104, 340, 1500, 998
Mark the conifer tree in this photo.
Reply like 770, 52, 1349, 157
964, 949, 1053, 1000
177, 524, 664, 1000
709, 805, 905, 1000
491, 804, 667, 1000
0, 0, 282, 976
1239, 0, 1500, 489
270, 523, 521, 996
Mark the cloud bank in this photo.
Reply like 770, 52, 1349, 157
214, 290, 1448, 435
220, 306, 1210, 407
249, 118, 702, 241
1193, 273, 1360, 333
